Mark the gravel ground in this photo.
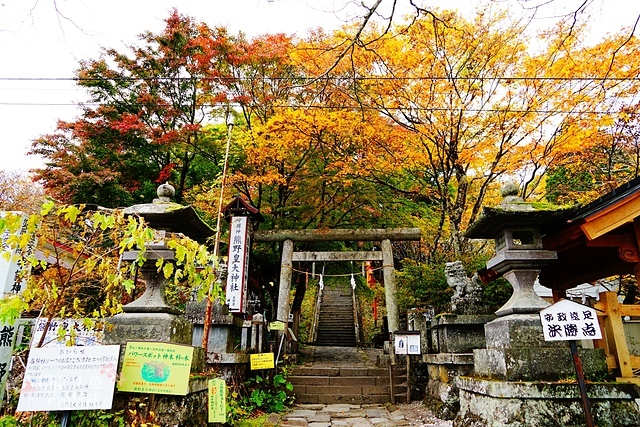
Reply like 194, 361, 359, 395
395, 402, 454, 427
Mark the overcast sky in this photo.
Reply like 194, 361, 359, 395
0, 0, 637, 172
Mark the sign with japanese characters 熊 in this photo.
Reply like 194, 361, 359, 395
0, 211, 36, 404
539, 299, 602, 341
16, 345, 120, 412
225, 216, 250, 313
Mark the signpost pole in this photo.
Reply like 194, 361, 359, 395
539, 299, 602, 427
569, 340, 595, 427
60, 411, 70, 427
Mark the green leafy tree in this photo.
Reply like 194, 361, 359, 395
0, 203, 220, 348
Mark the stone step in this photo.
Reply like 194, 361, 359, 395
314, 341, 356, 345
315, 341, 357, 347
290, 373, 408, 404
291, 366, 390, 377
293, 393, 394, 404
317, 322, 355, 328
316, 331, 355, 337
289, 375, 384, 386
318, 312, 353, 316
318, 316, 352, 319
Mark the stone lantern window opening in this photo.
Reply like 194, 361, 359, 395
503, 228, 542, 251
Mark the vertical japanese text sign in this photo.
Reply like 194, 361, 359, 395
0, 212, 35, 296
225, 216, 250, 313
208, 378, 227, 423
0, 211, 35, 406
539, 299, 602, 341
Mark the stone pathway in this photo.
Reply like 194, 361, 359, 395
268, 402, 453, 427
270, 345, 453, 426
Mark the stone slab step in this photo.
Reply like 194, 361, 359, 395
291, 366, 389, 377
315, 342, 357, 347
293, 384, 396, 395
289, 375, 389, 386
293, 393, 393, 404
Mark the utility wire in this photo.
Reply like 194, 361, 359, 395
0, 101, 633, 115
1, 75, 640, 82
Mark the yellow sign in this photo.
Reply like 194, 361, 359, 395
117, 341, 194, 396
250, 353, 275, 370
208, 378, 227, 423
269, 321, 285, 331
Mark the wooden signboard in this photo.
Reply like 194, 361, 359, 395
208, 378, 226, 423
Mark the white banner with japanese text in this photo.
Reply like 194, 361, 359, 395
225, 216, 249, 313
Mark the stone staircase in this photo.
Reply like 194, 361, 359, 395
289, 346, 407, 404
314, 281, 357, 347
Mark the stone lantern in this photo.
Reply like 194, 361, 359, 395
466, 182, 558, 316
453, 182, 610, 426
103, 183, 214, 345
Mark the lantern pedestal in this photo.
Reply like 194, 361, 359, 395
454, 183, 638, 426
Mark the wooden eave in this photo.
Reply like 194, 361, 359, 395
539, 178, 640, 291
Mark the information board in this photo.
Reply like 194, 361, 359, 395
539, 299, 602, 341
250, 353, 275, 370
269, 321, 285, 331
118, 341, 193, 396
117, 341, 194, 396
394, 332, 421, 355
208, 378, 227, 423
16, 345, 120, 412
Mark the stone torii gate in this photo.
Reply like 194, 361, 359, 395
252, 228, 421, 334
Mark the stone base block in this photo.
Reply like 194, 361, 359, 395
484, 314, 564, 349
112, 376, 212, 426
474, 346, 607, 381
423, 353, 474, 420
104, 312, 193, 345
455, 376, 640, 427
430, 315, 496, 353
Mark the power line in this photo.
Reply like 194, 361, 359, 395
0, 101, 631, 115
1, 75, 640, 82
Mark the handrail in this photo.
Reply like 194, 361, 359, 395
311, 279, 323, 343
352, 277, 361, 347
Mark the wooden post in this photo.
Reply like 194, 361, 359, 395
276, 239, 294, 358
277, 239, 294, 323
382, 239, 399, 334
600, 291, 633, 379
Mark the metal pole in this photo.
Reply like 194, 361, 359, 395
61, 411, 70, 427
406, 354, 411, 403
570, 340, 595, 427
389, 332, 395, 404
201, 113, 234, 351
